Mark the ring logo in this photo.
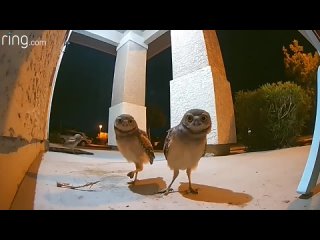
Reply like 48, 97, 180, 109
1, 32, 46, 49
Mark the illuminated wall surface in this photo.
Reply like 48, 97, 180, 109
0, 30, 67, 209
170, 30, 236, 146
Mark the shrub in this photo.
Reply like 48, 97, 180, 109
235, 90, 269, 150
235, 82, 312, 150
283, 40, 320, 133
260, 82, 312, 147
283, 40, 319, 90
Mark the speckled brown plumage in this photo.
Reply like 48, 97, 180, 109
114, 114, 154, 184
161, 109, 212, 195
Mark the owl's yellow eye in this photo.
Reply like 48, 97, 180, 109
201, 115, 207, 121
187, 115, 193, 122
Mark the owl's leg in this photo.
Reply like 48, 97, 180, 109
127, 163, 143, 185
158, 169, 179, 195
187, 168, 198, 194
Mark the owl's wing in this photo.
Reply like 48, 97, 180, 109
163, 127, 175, 160
138, 129, 155, 164
202, 139, 207, 157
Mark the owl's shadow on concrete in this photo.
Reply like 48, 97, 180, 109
128, 177, 167, 195
178, 182, 253, 206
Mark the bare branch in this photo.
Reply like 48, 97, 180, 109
56, 180, 101, 191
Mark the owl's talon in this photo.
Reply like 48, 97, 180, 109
158, 188, 173, 195
127, 180, 136, 185
188, 187, 198, 194
157, 189, 166, 194
127, 171, 135, 179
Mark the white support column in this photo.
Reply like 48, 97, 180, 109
108, 32, 148, 146
297, 67, 320, 195
296, 30, 320, 195
170, 30, 236, 155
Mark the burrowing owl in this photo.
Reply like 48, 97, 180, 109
114, 114, 155, 184
160, 109, 211, 195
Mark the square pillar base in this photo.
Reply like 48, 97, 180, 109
206, 144, 231, 156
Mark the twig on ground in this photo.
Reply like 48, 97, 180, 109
56, 180, 101, 190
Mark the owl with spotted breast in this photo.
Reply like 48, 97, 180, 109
160, 109, 212, 195
114, 114, 155, 184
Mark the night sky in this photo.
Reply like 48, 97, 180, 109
216, 30, 316, 93
146, 47, 172, 142
49, 30, 316, 140
49, 43, 116, 138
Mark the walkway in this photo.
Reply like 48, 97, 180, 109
13, 145, 320, 209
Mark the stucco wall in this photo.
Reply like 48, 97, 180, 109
0, 30, 67, 209
170, 30, 236, 146
203, 30, 236, 144
111, 41, 147, 106
170, 66, 218, 144
171, 30, 209, 78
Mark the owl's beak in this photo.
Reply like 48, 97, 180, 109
122, 119, 129, 126
193, 118, 201, 126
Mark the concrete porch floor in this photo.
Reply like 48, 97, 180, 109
12, 145, 320, 210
